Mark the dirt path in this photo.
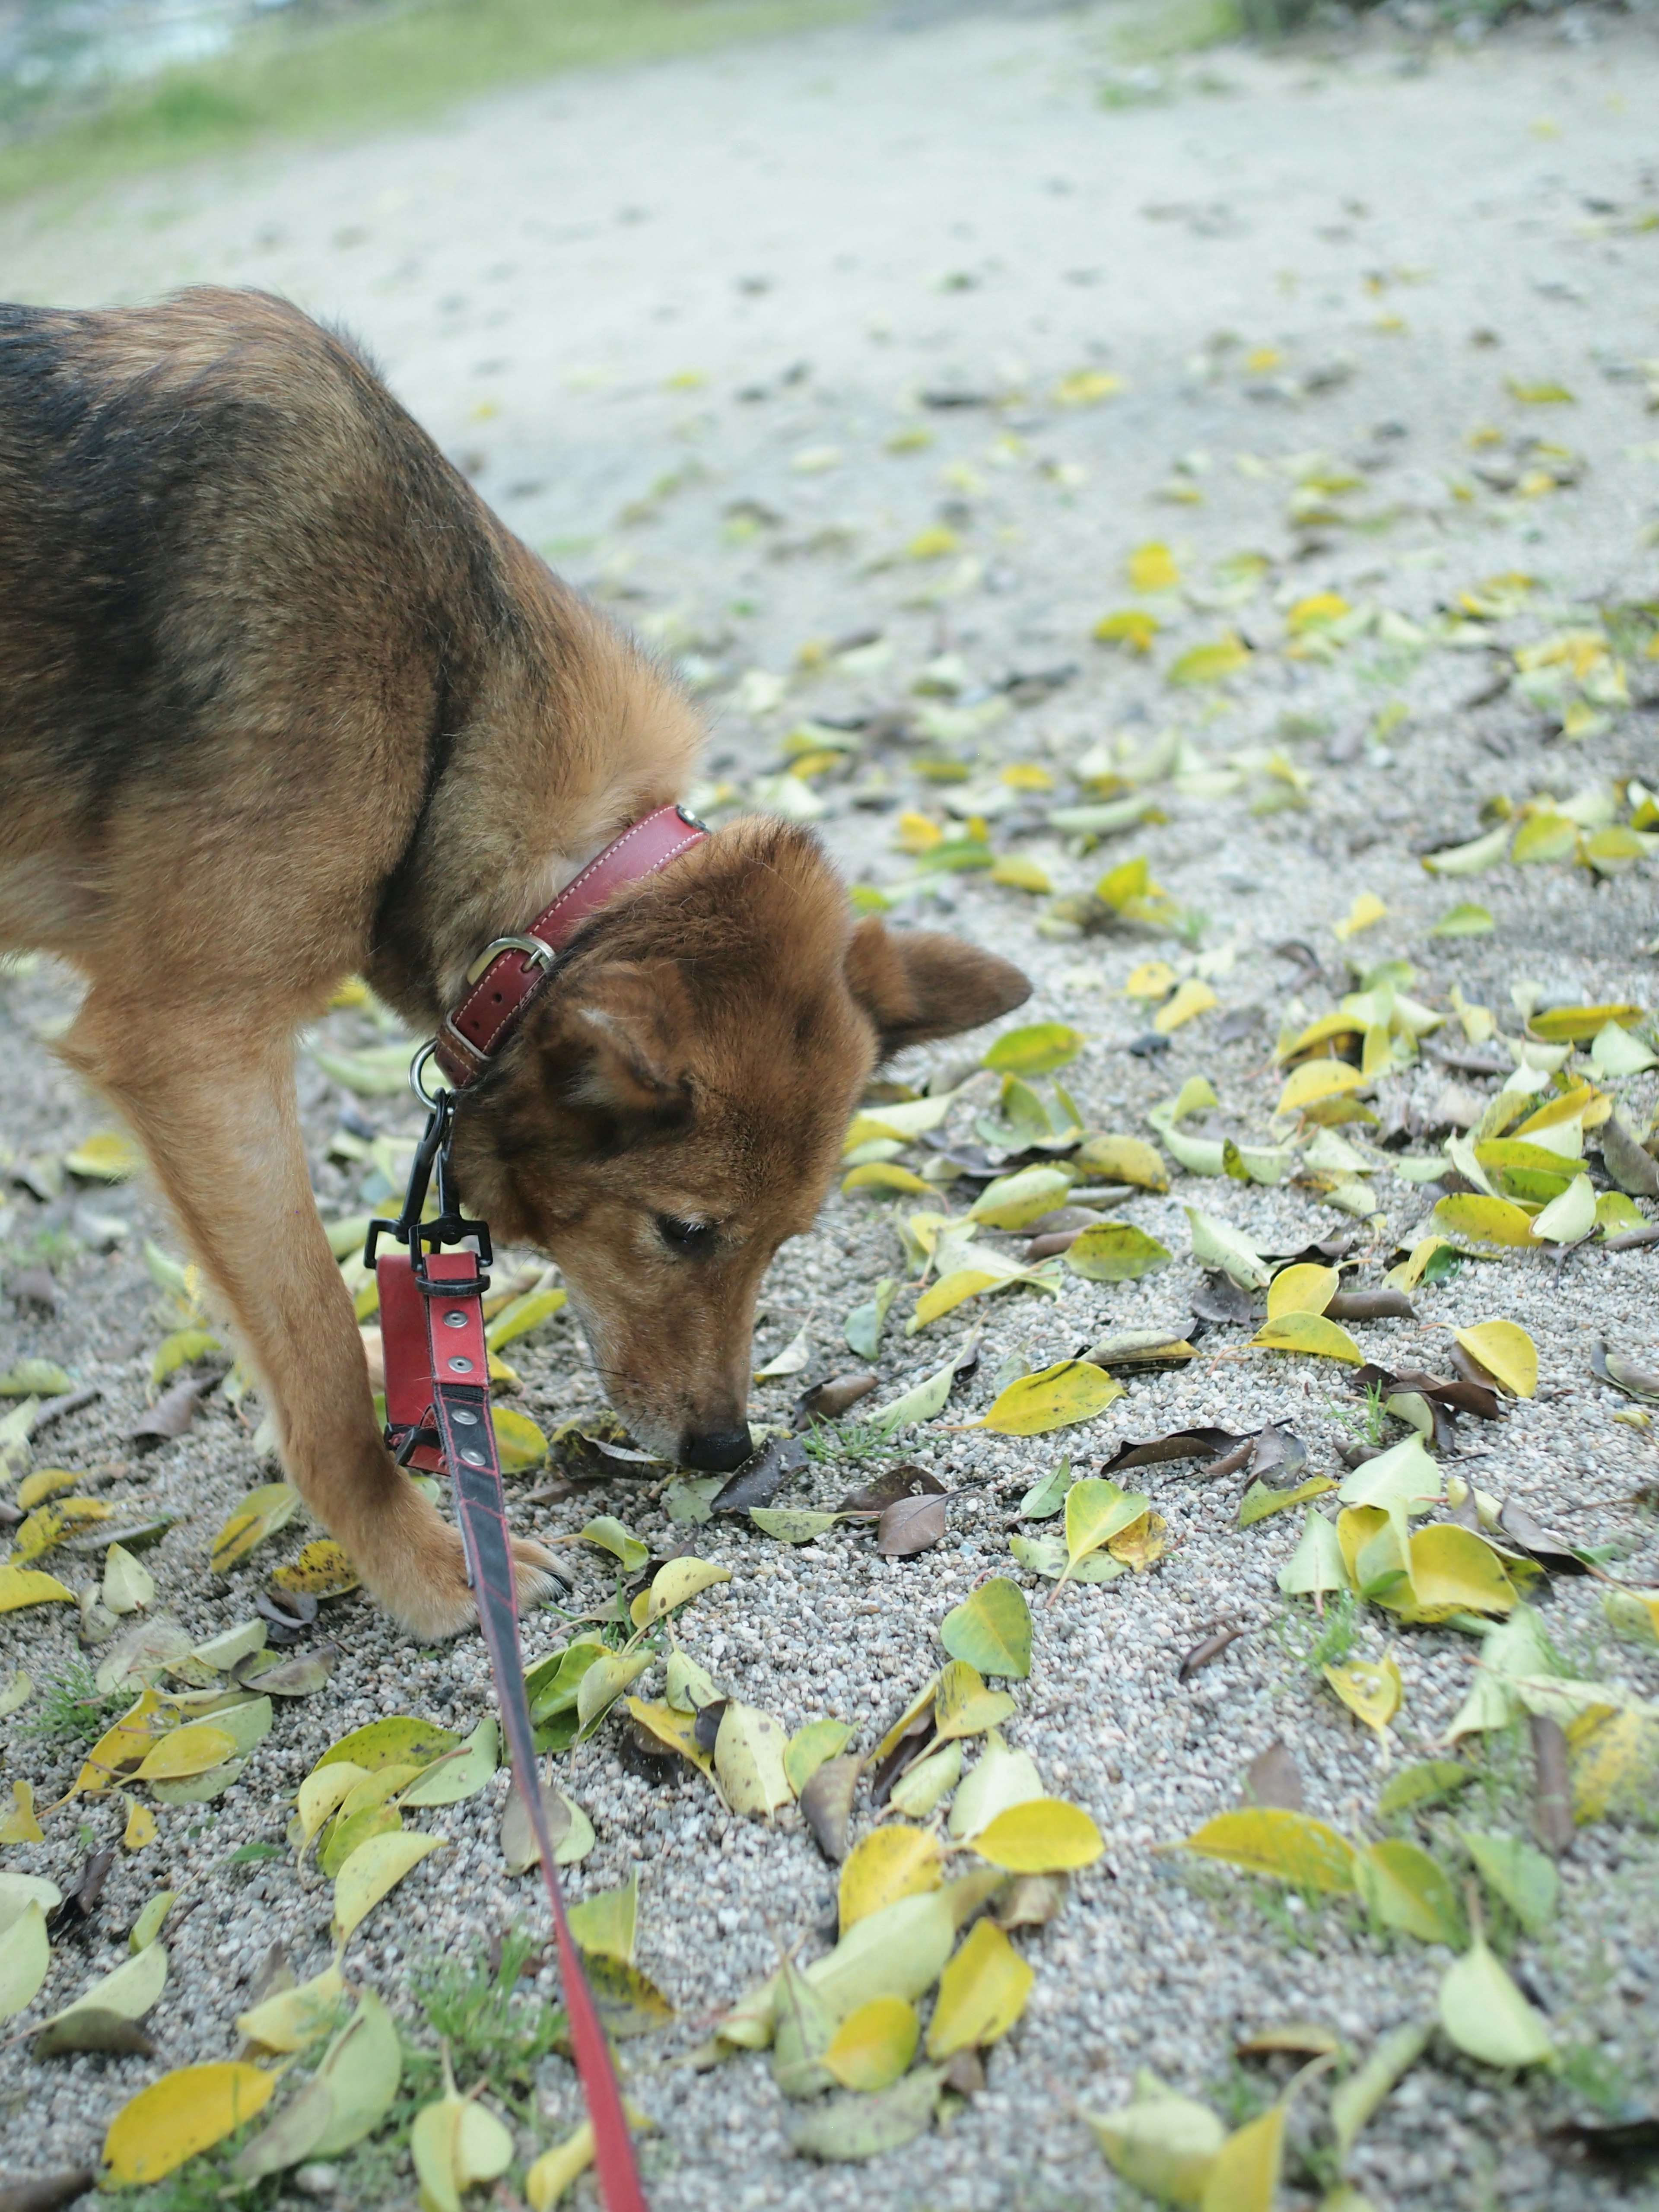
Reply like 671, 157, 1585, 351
3, 6, 1659, 2209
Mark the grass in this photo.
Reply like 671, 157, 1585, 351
18, 1656, 133, 1747
0, 0, 874, 210
1269, 1590, 1362, 1676
407, 1928, 567, 2114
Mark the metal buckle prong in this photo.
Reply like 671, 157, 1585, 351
465, 934, 556, 987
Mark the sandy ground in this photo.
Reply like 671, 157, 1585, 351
3, 4, 1659, 2208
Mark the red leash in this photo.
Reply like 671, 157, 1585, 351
365, 806, 711, 2210
372, 1163, 648, 2211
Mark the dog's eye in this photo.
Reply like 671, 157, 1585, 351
656, 1214, 716, 1258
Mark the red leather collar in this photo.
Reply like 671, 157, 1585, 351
432, 802, 707, 1089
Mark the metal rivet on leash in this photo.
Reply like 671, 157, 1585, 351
461, 1448, 486, 1467
443, 1309, 468, 1328
447, 1354, 474, 1373
452, 1408, 479, 1426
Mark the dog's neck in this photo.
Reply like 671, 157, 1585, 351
365, 574, 706, 1027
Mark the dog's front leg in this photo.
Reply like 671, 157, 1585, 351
62, 997, 558, 1639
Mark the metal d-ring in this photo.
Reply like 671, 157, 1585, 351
409, 1039, 449, 1109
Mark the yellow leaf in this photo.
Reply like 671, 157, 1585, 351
1323, 1652, 1402, 1735
1332, 891, 1387, 940
1452, 1321, 1538, 1398
1107, 1509, 1169, 1572
210, 1482, 300, 1574
971, 1797, 1103, 1872
1176, 1808, 1357, 1891
64, 1130, 144, 1182
973, 1360, 1123, 1436
1125, 960, 1177, 1002
134, 1725, 238, 1782
0, 1899, 50, 2021
14, 1468, 81, 1510
647, 1558, 731, 1620
823, 1995, 921, 2089
1128, 541, 1180, 592
0, 1565, 75, 1612
842, 1162, 932, 1195
1287, 591, 1351, 633
1075, 1134, 1170, 1191
76, 1689, 164, 1796
0, 1780, 44, 1844
1055, 369, 1124, 406
989, 853, 1052, 893
1276, 1060, 1368, 1115
271, 1540, 360, 1597
332, 1830, 445, 1941
1200, 2104, 1284, 2212
1252, 1311, 1363, 1363
235, 1964, 347, 2053
1431, 1194, 1539, 1247
839, 1825, 944, 1932
925, 1919, 1033, 2058
1505, 378, 1574, 404
1154, 979, 1218, 1033
1265, 1264, 1338, 1320
1528, 1001, 1643, 1042
122, 1797, 159, 1850
1169, 634, 1250, 685
906, 526, 959, 560
1093, 609, 1160, 653
492, 1405, 548, 1473
1406, 1526, 1516, 1616
894, 810, 944, 853
102, 2063, 276, 2185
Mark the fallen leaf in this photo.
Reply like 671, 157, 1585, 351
973, 1360, 1123, 1435
840, 1826, 945, 1931
0, 1567, 75, 1613
1064, 1223, 1172, 1281
1200, 2104, 1284, 2212
1177, 1808, 1355, 1891
823, 1995, 920, 2090
332, 1830, 443, 1940
971, 1796, 1103, 1872
1324, 1652, 1402, 1736
102, 2063, 275, 2185
715, 1702, 792, 1817
1354, 1840, 1463, 1944
1075, 1134, 1170, 1189
1462, 1830, 1558, 1934
1438, 1930, 1553, 2067
1453, 1321, 1538, 1398
941, 1579, 1032, 1679
270, 1541, 359, 1598
876, 1493, 948, 1556
1185, 1209, 1271, 1289
1253, 1310, 1363, 1363
1243, 1742, 1305, 1812
1330, 2021, 1431, 2160
925, 1916, 1033, 2059
800, 1755, 861, 1863
1084, 2084, 1225, 2207
983, 1023, 1082, 1074
0, 1901, 50, 2023
210, 1482, 299, 1573
789, 2067, 942, 2161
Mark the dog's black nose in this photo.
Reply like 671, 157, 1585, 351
680, 1424, 753, 1472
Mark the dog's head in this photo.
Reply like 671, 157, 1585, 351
450, 817, 1029, 1468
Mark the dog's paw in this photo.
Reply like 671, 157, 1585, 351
509, 1535, 566, 1613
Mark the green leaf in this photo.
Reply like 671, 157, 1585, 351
578, 1516, 648, 1571
844, 1277, 897, 1361
1084, 2086, 1225, 2208
1376, 1761, 1472, 1816
1330, 2021, 1431, 2161
982, 1022, 1082, 1074
1184, 1207, 1271, 1289
484, 1286, 567, 1351
1430, 903, 1494, 938
1354, 1840, 1464, 1945
1461, 1830, 1558, 1935
0, 1902, 50, 2023
714, 1702, 792, 1817
1019, 1460, 1070, 1519
789, 2068, 942, 2161
750, 1507, 840, 1545
1063, 1478, 1149, 1579
315, 1716, 461, 1774
973, 1360, 1124, 1436
1177, 1808, 1357, 1892
492, 1405, 549, 1473
785, 1718, 856, 1799
866, 1353, 961, 1435
1438, 1934, 1554, 2067
939, 1578, 1032, 1679
1064, 1222, 1172, 1282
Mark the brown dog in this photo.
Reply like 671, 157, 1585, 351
0, 288, 1029, 1637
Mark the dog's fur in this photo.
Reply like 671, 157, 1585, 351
0, 289, 1029, 1636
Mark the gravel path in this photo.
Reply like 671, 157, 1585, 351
3, 6, 1659, 2208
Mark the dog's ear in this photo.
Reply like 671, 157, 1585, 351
845, 918, 1031, 1058
528, 960, 695, 1131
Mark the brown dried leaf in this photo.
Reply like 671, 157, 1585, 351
131, 1376, 211, 1449
800, 1754, 861, 1863
1099, 1427, 1238, 1476
1531, 1712, 1573, 1858
795, 1373, 880, 1424
877, 1494, 948, 1557
711, 1435, 809, 1514
837, 1465, 947, 1517
1242, 1741, 1304, 1812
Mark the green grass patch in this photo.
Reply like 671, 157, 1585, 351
0, 0, 873, 210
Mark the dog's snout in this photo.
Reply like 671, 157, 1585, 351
679, 1424, 753, 1472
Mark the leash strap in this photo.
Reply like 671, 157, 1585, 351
378, 1243, 647, 2210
